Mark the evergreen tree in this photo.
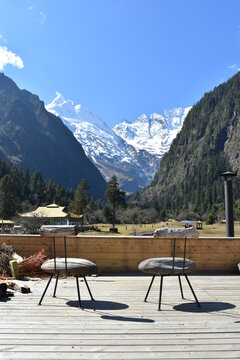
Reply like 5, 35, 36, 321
95, 199, 104, 210
29, 170, 45, 205
0, 175, 20, 219
20, 169, 30, 200
132, 71, 240, 219
0, 157, 73, 210
105, 175, 126, 228
54, 184, 67, 205
45, 179, 56, 204
69, 179, 90, 215
103, 205, 113, 223
88, 198, 96, 211
206, 213, 216, 225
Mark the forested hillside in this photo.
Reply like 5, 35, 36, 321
0, 73, 106, 199
131, 72, 240, 220
0, 159, 74, 211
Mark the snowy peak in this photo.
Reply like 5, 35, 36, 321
49, 91, 66, 107
46, 93, 191, 193
46, 93, 111, 133
136, 114, 148, 122
46, 93, 125, 165
164, 107, 192, 129
113, 107, 191, 156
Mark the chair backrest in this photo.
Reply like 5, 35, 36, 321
40, 225, 78, 274
171, 237, 187, 274
51, 235, 69, 274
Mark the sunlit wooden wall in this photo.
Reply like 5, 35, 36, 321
1, 235, 240, 273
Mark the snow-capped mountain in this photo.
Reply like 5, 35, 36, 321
46, 93, 191, 193
113, 108, 191, 157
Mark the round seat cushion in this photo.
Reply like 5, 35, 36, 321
41, 258, 98, 276
138, 257, 195, 275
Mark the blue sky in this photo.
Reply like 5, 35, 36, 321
0, 0, 240, 127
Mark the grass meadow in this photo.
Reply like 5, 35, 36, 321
79, 220, 240, 237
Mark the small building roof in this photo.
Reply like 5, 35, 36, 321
180, 220, 196, 224
20, 203, 83, 220
0, 220, 14, 224
20, 203, 68, 218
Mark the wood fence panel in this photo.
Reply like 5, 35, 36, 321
1, 235, 240, 273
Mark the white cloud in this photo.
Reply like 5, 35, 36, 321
39, 11, 47, 24
0, 46, 24, 71
0, 34, 7, 44
28, 6, 34, 11
228, 64, 237, 70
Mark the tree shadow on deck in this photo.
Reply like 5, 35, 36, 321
173, 301, 236, 313
66, 299, 155, 323
66, 300, 154, 323
101, 315, 154, 323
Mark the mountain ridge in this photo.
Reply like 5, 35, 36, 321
0, 73, 106, 199
132, 71, 240, 219
47, 94, 191, 192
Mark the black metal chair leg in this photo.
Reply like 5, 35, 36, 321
184, 274, 200, 307
38, 274, 54, 305
158, 275, 164, 311
144, 275, 155, 302
178, 275, 184, 299
83, 276, 94, 300
53, 272, 59, 298
76, 275, 82, 309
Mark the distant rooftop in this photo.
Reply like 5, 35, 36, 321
20, 203, 82, 219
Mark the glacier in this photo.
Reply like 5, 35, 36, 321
46, 93, 191, 193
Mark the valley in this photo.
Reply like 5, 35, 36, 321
46, 93, 191, 193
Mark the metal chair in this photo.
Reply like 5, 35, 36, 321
38, 226, 98, 308
138, 237, 200, 310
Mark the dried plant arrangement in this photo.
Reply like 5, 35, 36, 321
18, 249, 49, 277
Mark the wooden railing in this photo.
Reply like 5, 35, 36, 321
1, 234, 240, 273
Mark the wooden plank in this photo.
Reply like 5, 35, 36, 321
0, 344, 240, 351
190, 246, 240, 253
1, 332, 240, 339
1, 338, 240, 345
0, 351, 239, 359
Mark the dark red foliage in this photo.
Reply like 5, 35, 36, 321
18, 249, 49, 277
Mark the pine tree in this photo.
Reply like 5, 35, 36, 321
20, 169, 30, 200
69, 179, 90, 215
105, 175, 126, 228
103, 205, 113, 223
0, 175, 20, 219
29, 171, 45, 205
45, 179, 57, 204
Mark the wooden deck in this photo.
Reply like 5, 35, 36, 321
0, 274, 240, 359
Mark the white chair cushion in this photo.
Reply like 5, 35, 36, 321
138, 257, 195, 275
41, 258, 98, 276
